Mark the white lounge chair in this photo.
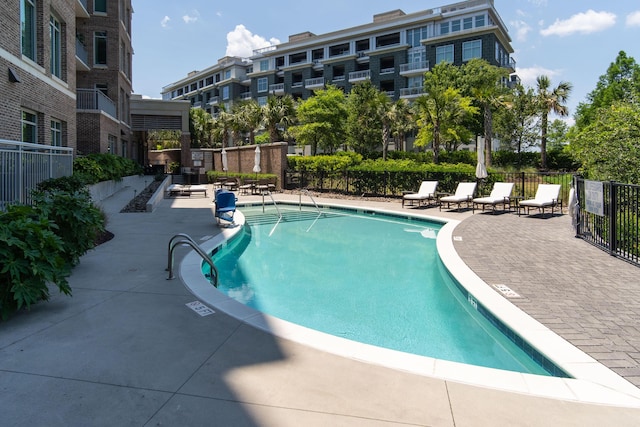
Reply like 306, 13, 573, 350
518, 184, 562, 217
472, 182, 514, 214
402, 181, 438, 208
166, 184, 208, 197
439, 182, 477, 211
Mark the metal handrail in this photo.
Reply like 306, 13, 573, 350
300, 189, 323, 232
261, 191, 283, 236
167, 233, 218, 287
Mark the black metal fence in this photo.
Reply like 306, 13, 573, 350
574, 178, 640, 267
285, 169, 574, 204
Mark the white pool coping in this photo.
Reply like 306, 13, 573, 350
180, 201, 640, 407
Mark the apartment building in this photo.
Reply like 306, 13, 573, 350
0, 0, 133, 158
0, 0, 79, 148
162, 0, 515, 116
76, 0, 133, 157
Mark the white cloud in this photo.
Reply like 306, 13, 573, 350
225, 25, 280, 58
540, 10, 616, 37
515, 66, 561, 88
160, 16, 170, 28
182, 10, 200, 24
528, 0, 548, 7
510, 20, 532, 42
626, 11, 640, 27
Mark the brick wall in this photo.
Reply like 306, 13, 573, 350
0, 0, 77, 149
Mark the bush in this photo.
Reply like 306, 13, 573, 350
73, 153, 142, 184
0, 205, 72, 320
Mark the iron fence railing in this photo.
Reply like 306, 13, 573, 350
285, 169, 574, 204
574, 177, 640, 267
0, 139, 74, 210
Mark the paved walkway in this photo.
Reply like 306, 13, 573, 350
1, 177, 640, 426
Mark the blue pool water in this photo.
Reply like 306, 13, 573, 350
209, 205, 552, 376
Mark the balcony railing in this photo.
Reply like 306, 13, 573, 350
305, 77, 325, 88
269, 83, 285, 93
400, 87, 424, 97
348, 70, 371, 82
332, 75, 346, 82
207, 96, 219, 106
240, 92, 252, 100
75, 38, 89, 70
380, 67, 395, 74
400, 61, 430, 74
76, 89, 116, 118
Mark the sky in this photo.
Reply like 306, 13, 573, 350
131, 0, 640, 123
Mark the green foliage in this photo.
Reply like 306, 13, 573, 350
492, 150, 539, 169
206, 171, 278, 185
73, 153, 142, 184
254, 132, 270, 144
32, 188, 105, 266
36, 175, 88, 193
190, 108, 214, 148
346, 81, 384, 155
0, 205, 72, 321
569, 102, 640, 183
148, 129, 181, 149
287, 152, 363, 172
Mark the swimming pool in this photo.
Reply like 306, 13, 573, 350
207, 205, 558, 376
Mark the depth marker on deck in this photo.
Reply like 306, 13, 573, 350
186, 301, 215, 316
493, 284, 521, 298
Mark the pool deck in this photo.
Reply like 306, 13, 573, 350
2, 177, 640, 426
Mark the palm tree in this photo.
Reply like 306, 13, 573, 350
263, 95, 296, 143
388, 99, 414, 152
238, 100, 263, 145
535, 75, 572, 170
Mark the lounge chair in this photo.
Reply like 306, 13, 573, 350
214, 190, 236, 225
518, 184, 562, 217
472, 182, 514, 214
402, 181, 438, 208
439, 182, 477, 211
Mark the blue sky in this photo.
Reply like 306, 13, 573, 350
132, 0, 640, 123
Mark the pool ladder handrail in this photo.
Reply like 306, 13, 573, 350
260, 191, 283, 236
167, 233, 218, 287
300, 189, 323, 232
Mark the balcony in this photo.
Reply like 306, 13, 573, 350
305, 77, 325, 89
75, 38, 90, 72
400, 87, 424, 98
269, 83, 285, 95
75, 0, 89, 18
240, 92, 252, 100
76, 89, 116, 118
400, 61, 430, 76
348, 70, 370, 82
207, 96, 219, 106
332, 75, 345, 83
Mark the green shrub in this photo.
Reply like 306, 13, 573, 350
73, 153, 142, 184
36, 175, 88, 193
0, 205, 72, 320
206, 171, 279, 185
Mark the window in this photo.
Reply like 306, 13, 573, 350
21, 0, 36, 60
435, 45, 454, 64
407, 26, 428, 47
475, 15, 485, 27
259, 59, 269, 71
96, 83, 108, 96
463, 17, 473, 30
224, 70, 231, 80
205, 76, 214, 86
407, 76, 423, 88
95, 0, 107, 14
440, 22, 449, 35
94, 31, 107, 65
462, 40, 482, 61
257, 96, 267, 106
257, 77, 268, 92
51, 120, 62, 146
22, 110, 38, 143
50, 15, 62, 78
408, 48, 426, 64
451, 19, 461, 33
108, 135, 117, 154
222, 86, 229, 100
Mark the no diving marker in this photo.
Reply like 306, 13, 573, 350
186, 301, 215, 316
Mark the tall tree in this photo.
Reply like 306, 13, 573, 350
346, 81, 384, 156
493, 83, 538, 158
414, 62, 477, 163
189, 108, 214, 148
461, 58, 509, 167
263, 94, 296, 143
289, 85, 347, 154
236, 100, 263, 145
388, 99, 414, 153
535, 75, 572, 170
574, 51, 640, 130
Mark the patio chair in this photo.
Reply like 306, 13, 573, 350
472, 182, 514, 214
214, 190, 236, 225
518, 184, 562, 218
402, 181, 438, 208
439, 182, 477, 211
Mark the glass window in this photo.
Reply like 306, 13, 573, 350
94, 31, 107, 65
451, 20, 461, 32
225, 70, 231, 80
222, 86, 229, 100
406, 26, 428, 47
407, 76, 423, 89
51, 120, 62, 146
463, 17, 473, 30
95, 0, 107, 13
435, 45, 454, 64
50, 15, 62, 78
108, 134, 117, 154
21, 0, 36, 60
463, 40, 482, 61
22, 110, 37, 143
440, 22, 449, 35
257, 96, 268, 106
475, 15, 485, 27
258, 77, 268, 93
